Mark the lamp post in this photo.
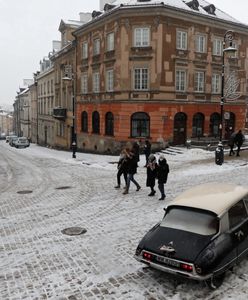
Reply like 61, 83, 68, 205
62, 65, 77, 158
215, 30, 237, 165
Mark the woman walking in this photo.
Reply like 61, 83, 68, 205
123, 148, 141, 195
146, 154, 158, 196
157, 155, 169, 200
115, 149, 127, 189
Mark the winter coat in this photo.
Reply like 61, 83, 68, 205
125, 154, 138, 174
228, 132, 236, 147
146, 162, 158, 187
117, 155, 128, 173
157, 159, 169, 184
144, 141, 151, 156
234, 132, 245, 147
132, 142, 140, 162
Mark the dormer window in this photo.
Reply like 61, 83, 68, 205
203, 4, 216, 15
186, 0, 199, 11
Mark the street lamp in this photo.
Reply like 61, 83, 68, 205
62, 65, 77, 158
215, 30, 237, 165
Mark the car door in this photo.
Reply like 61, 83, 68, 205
228, 200, 248, 263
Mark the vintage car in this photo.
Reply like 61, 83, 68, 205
134, 183, 248, 288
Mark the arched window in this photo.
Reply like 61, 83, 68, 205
131, 112, 150, 138
209, 112, 220, 137
92, 111, 100, 134
105, 112, 114, 136
192, 113, 204, 138
81, 111, 88, 132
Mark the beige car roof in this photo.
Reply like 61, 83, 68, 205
168, 183, 248, 216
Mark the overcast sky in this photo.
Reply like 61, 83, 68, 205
0, 0, 247, 108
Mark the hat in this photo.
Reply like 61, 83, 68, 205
159, 154, 165, 161
148, 154, 156, 162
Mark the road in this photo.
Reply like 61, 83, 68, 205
0, 141, 248, 300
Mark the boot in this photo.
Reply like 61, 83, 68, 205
123, 188, 129, 195
148, 190, 156, 196
136, 185, 141, 191
114, 185, 120, 189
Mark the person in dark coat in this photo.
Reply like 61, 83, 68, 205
144, 140, 151, 167
146, 154, 158, 196
123, 148, 141, 195
115, 149, 127, 189
157, 155, 169, 200
132, 141, 140, 164
228, 131, 236, 156
234, 130, 245, 157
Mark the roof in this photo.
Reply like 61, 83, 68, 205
168, 183, 248, 216
111, 0, 244, 24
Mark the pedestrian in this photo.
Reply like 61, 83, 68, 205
228, 131, 236, 156
157, 154, 169, 200
146, 154, 158, 196
132, 141, 140, 164
234, 130, 245, 157
144, 140, 151, 167
123, 148, 141, 195
115, 149, 127, 189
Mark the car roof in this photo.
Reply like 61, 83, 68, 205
168, 183, 248, 216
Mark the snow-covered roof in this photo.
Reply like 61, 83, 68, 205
106, 0, 245, 26
168, 182, 248, 216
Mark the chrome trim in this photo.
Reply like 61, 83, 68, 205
134, 250, 212, 281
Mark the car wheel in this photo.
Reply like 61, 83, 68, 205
205, 273, 225, 289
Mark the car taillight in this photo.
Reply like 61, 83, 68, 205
180, 263, 193, 272
143, 251, 153, 261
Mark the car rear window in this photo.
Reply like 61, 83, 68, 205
160, 207, 218, 236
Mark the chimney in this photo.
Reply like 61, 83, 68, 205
79, 12, 92, 23
100, 0, 116, 11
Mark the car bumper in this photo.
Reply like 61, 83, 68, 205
134, 254, 212, 281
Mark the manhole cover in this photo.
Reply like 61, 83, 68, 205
56, 186, 72, 190
17, 190, 33, 194
61, 227, 87, 236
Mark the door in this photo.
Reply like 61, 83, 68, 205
228, 200, 248, 262
173, 112, 187, 145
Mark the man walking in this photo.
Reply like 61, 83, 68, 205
234, 130, 245, 157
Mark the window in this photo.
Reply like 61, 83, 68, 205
93, 72, 100, 93
81, 111, 88, 132
228, 200, 248, 228
134, 68, 148, 90
81, 73, 88, 94
194, 71, 205, 92
192, 113, 204, 138
93, 38, 100, 55
105, 112, 114, 136
195, 34, 206, 53
131, 112, 150, 138
106, 32, 114, 51
212, 74, 221, 94
176, 30, 187, 50
92, 111, 100, 134
106, 69, 114, 92
176, 70, 186, 92
161, 207, 218, 236
82, 41, 88, 59
134, 27, 150, 47
213, 38, 222, 56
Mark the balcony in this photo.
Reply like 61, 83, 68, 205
53, 108, 67, 120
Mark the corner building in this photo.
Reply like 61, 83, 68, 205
73, 0, 248, 154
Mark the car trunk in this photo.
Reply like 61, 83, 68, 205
143, 226, 214, 262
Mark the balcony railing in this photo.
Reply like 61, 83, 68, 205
53, 108, 67, 120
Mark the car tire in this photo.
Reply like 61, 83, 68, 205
205, 272, 225, 289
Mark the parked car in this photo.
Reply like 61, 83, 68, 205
134, 183, 248, 289
8, 136, 18, 146
6, 135, 17, 143
14, 137, 30, 148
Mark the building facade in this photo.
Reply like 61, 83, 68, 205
72, 0, 248, 153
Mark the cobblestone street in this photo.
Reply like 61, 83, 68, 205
1, 141, 248, 300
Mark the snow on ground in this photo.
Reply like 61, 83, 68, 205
1, 141, 248, 299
